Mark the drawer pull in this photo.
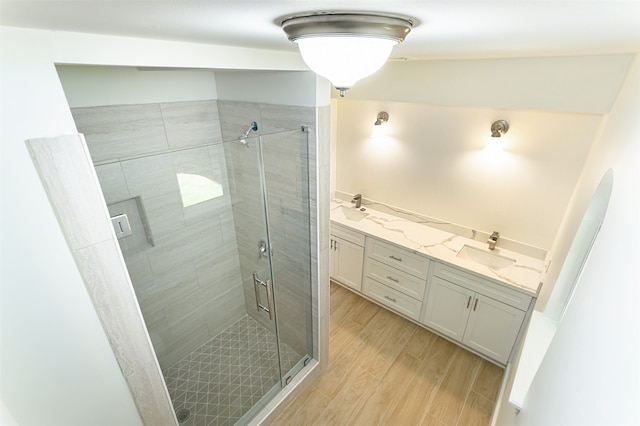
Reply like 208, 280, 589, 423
389, 255, 403, 262
467, 296, 472, 309
384, 295, 397, 303
473, 298, 478, 311
386, 275, 399, 283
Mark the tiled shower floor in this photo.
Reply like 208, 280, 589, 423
163, 315, 302, 426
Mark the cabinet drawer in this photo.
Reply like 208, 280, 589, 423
365, 237, 429, 279
365, 258, 426, 300
331, 222, 365, 246
363, 277, 422, 321
433, 262, 532, 311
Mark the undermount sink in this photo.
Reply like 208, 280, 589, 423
457, 245, 516, 270
338, 205, 368, 222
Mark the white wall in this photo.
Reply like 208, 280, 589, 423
0, 27, 143, 426
56, 65, 219, 107
345, 55, 633, 114
0, 25, 309, 425
514, 53, 640, 426
335, 99, 601, 249
215, 70, 319, 106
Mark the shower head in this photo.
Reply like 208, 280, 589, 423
242, 121, 258, 138
238, 121, 258, 147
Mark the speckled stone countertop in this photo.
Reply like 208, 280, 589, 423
331, 200, 548, 297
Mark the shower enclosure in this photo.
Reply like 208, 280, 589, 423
86, 111, 313, 425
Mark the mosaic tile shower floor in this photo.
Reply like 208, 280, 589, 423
164, 315, 302, 426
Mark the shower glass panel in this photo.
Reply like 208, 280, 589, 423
90, 127, 312, 426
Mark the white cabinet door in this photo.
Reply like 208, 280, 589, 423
422, 277, 475, 341
330, 236, 364, 291
462, 294, 526, 364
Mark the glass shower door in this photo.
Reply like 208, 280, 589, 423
224, 127, 314, 390
259, 128, 314, 384
222, 135, 283, 421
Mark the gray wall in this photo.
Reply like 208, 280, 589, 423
218, 100, 316, 359
73, 100, 246, 369
74, 98, 317, 370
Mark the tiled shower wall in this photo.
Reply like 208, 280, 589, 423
73, 100, 246, 369
73, 99, 316, 370
218, 101, 316, 359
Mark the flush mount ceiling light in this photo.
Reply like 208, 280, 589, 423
281, 12, 413, 97
491, 120, 510, 137
374, 111, 389, 125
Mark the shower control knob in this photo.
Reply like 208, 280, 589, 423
258, 240, 268, 259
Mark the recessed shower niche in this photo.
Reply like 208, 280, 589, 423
57, 65, 320, 425
106, 197, 153, 255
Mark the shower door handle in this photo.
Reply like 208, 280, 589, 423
253, 272, 273, 320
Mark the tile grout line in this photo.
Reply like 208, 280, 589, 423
453, 356, 484, 426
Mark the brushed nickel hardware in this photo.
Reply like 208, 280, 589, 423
490, 120, 509, 138
386, 276, 399, 283
352, 193, 362, 208
264, 278, 274, 321
389, 255, 403, 262
488, 231, 500, 250
253, 272, 273, 320
258, 240, 268, 259
474, 298, 479, 311
467, 296, 472, 309
384, 295, 397, 303
374, 111, 389, 126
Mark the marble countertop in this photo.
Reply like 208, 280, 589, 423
331, 201, 547, 297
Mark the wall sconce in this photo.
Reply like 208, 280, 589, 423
281, 13, 413, 97
490, 120, 509, 138
486, 120, 509, 152
374, 111, 389, 126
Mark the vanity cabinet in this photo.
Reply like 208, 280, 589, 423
330, 223, 365, 291
362, 237, 429, 321
422, 263, 530, 364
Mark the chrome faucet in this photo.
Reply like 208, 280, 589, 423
351, 193, 362, 209
488, 231, 499, 250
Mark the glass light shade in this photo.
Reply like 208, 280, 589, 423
296, 37, 397, 94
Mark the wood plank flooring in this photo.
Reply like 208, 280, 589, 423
271, 282, 504, 426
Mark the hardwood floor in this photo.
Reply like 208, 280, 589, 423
271, 282, 504, 426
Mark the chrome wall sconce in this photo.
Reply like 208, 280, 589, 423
280, 12, 414, 97
374, 111, 389, 126
490, 120, 510, 137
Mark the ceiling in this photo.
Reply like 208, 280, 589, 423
1, 1, 639, 60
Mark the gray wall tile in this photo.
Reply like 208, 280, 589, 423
161, 100, 223, 149
72, 104, 169, 163
27, 134, 113, 250
94, 162, 131, 203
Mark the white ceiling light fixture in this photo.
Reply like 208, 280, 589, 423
281, 12, 413, 97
